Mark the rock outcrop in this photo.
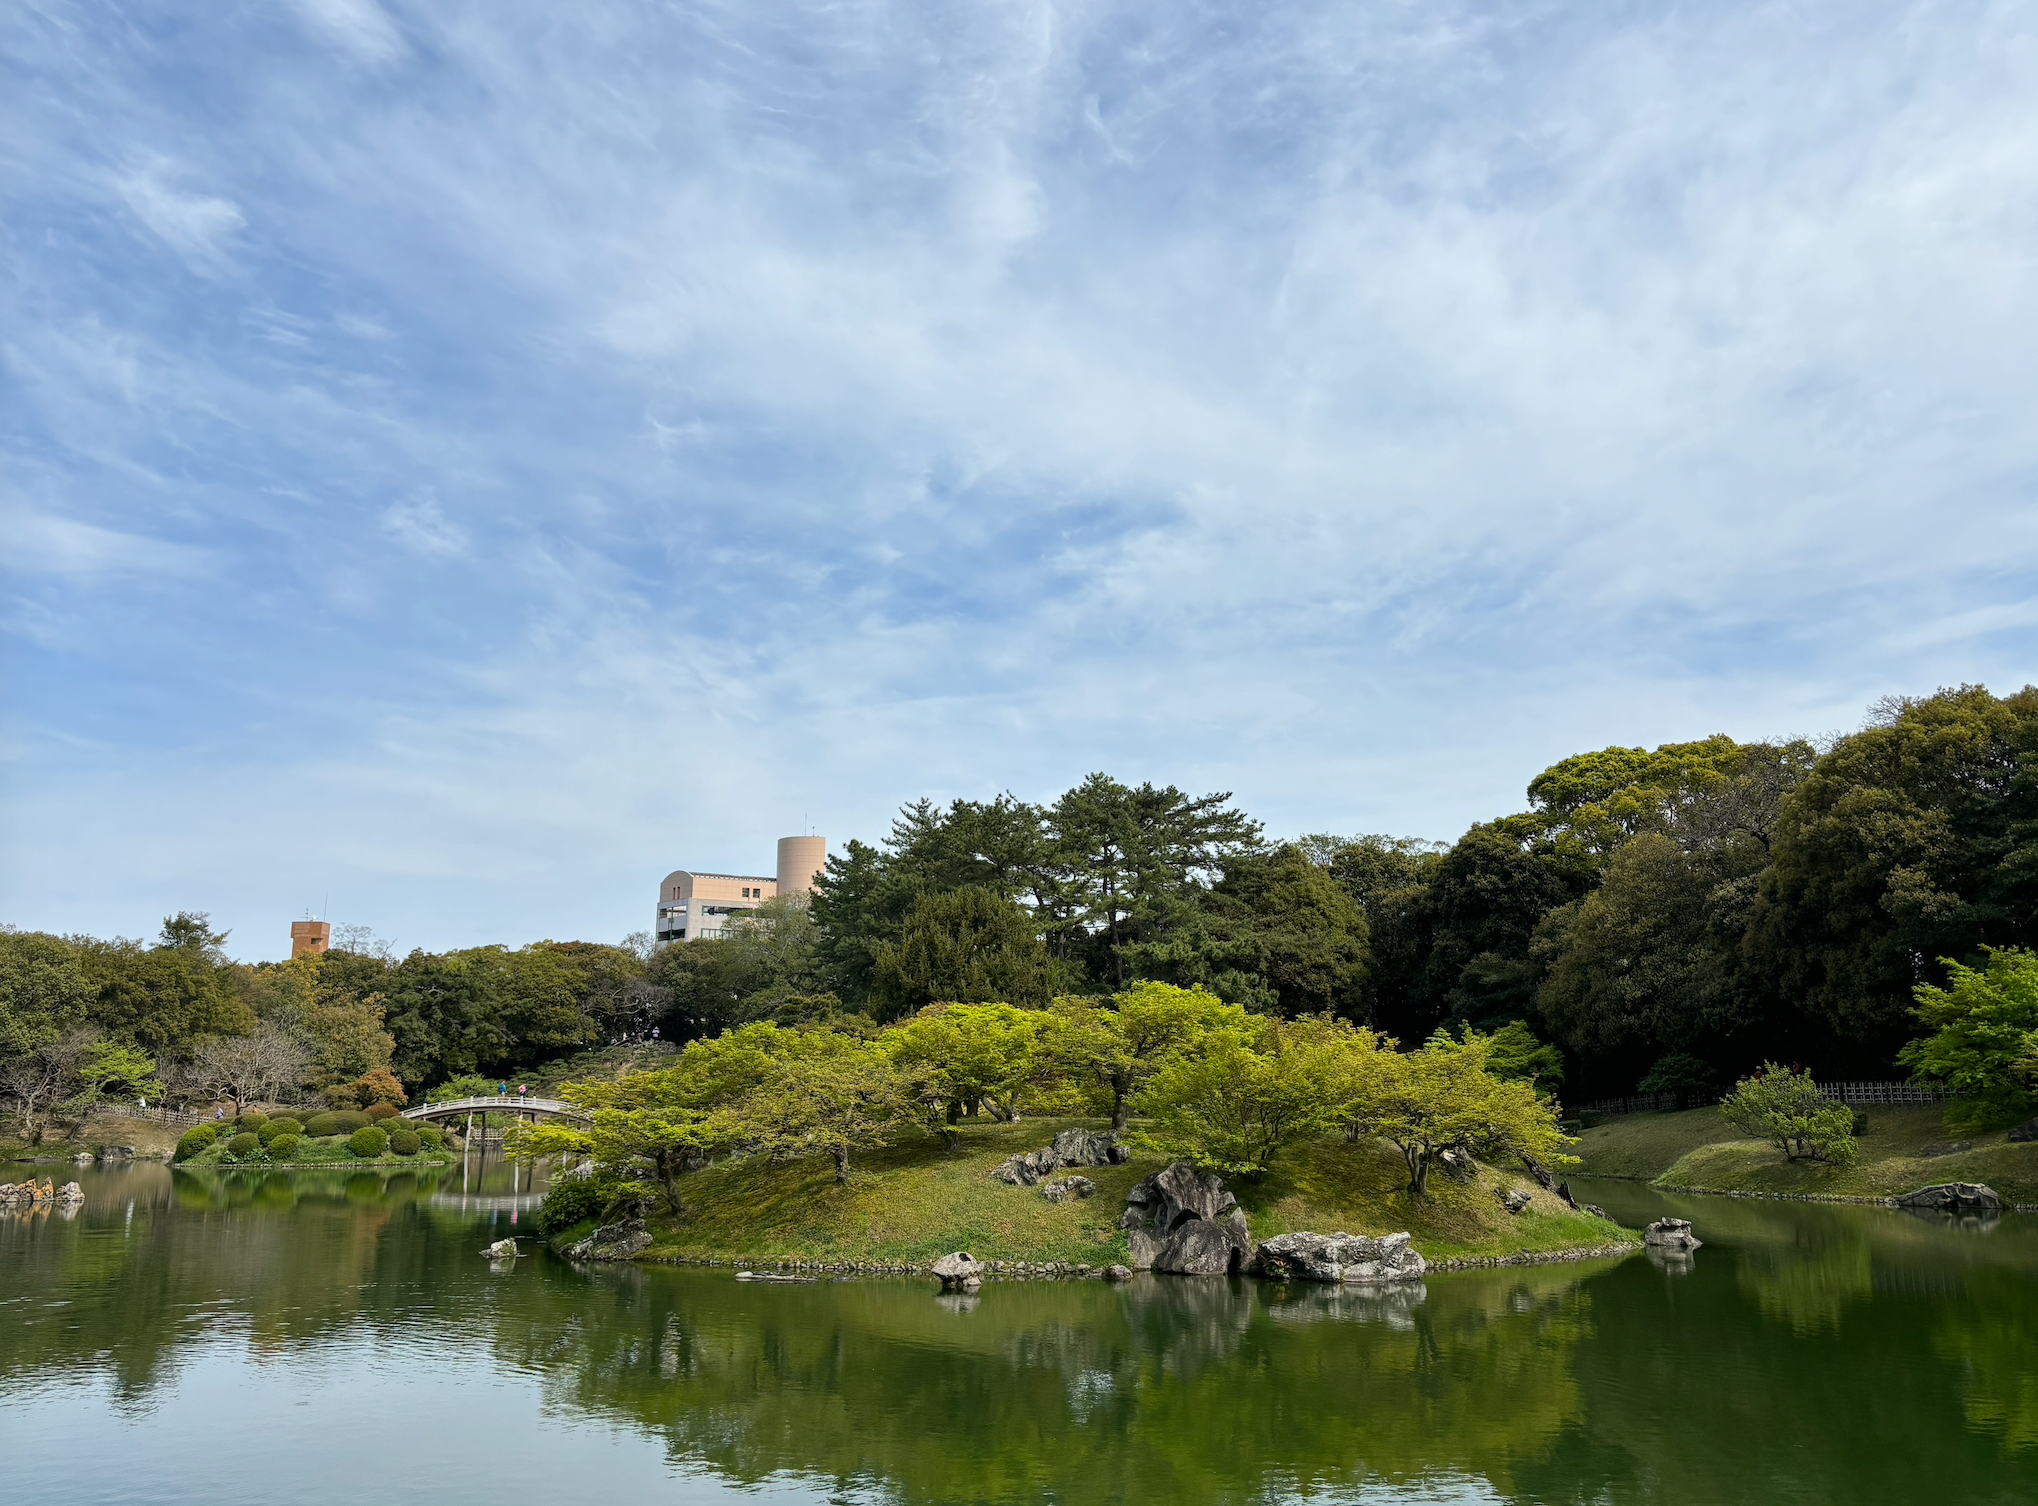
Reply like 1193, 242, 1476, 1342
1643, 1217, 1702, 1251
1499, 1187, 1532, 1214
1896, 1182, 2001, 1212
1040, 1176, 1096, 1203
0, 1178, 57, 1206
932, 1251, 985, 1291
483, 1238, 519, 1258
55, 1181, 83, 1206
995, 1128, 1130, 1186
1253, 1231, 1426, 1284
2008, 1117, 2038, 1144
1120, 1161, 1256, 1275
567, 1218, 652, 1262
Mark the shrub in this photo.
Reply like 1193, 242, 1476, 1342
365, 1103, 401, 1124
302, 1113, 341, 1138
1637, 1052, 1724, 1110
414, 1124, 444, 1149
329, 1068, 410, 1111
1852, 1109, 1870, 1136
257, 1117, 303, 1144
225, 1132, 264, 1161
1720, 1064, 1858, 1165
237, 1111, 269, 1132
386, 1128, 421, 1157
348, 1126, 389, 1158
268, 1133, 303, 1161
329, 1111, 371, 1135
174, 1124, 219, 1162
536, 1176, 613, 1235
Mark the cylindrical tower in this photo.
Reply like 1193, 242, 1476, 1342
776, 835, 827, 897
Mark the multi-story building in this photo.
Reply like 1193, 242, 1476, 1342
655, 835, 826, 945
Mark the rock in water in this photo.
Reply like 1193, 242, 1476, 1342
1040, 1176, 1096, 1203
1254, 1231, 1427, 1284
55, 1182, 84, 1206
1643, 1217, 1702, 1251
483, 1238, 518, 1258
932, 1251, 984, 1291
1122, 1162, 1255, 1276
1154, 1212, 1255, 1275
1895, 1182, 2001, 1212
566, 1219, 652, 1262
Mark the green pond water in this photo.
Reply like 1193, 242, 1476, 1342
2, 1158, 2035, 1504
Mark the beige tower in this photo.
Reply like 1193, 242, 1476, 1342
291, 920, 331, 958
775, 835, 827, 896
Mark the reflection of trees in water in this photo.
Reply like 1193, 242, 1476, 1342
1934, 1278, 2038, 1453
485, 1264, 1597, 1505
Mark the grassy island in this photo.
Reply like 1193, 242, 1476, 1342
1573, 1103, 2038, 1206
543, 1116, 1633, 1270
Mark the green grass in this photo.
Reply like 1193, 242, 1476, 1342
1573, 1103, 2038, 1205
630, 1117, 1634, 1268
180, 1133, 460, 1170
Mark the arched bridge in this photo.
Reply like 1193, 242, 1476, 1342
403, 1096, 588, 1124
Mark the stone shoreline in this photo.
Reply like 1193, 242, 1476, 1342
1654, 1183, 2038, 1212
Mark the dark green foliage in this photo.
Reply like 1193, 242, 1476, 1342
224, 1132, 263, 1160
348, 1126, 389, 1158
173, 1124, 218, 1162
267, 1133, 302, 1160
414, 1124, 444, 1148
301, 1112, 340, 1137
236, 1111, 269, 1132
328, 1110, 370, 1134
535, 1175, 615, 1234
874, 887, 1054, 1018
386, 1127, 420, 1156
1636, 1052, 1724, 1109
256, 1116, 301, 1142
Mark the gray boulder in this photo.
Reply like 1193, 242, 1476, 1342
483, 1238, 518, 1258
932, 1250, 985, 1291
96, 1145, 135, 1164
1123, 1161, 1236, 1234
1122, 1161, 1253, 1276
55, 1181, 84, 1206
1040, 1176, 1096, 1203
1499, 1187, 1532, 1214
1896, 1182, 2001, 1212
1643, 1217, 1702, 1251
1154, 1210, 1256, 1275
1050, 1128, 1130, 1167
567, 1218, 652, 1262
1254, 1231, 1427, 1284
2008, 1117, 2038, 1144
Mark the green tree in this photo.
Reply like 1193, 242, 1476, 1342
1898, 947, 2038, 1125
1135, 1015, 1369, 1177
1348, 1033, 1574, 1197
1718, 1064, 1858, 1164
1040, 981, 1247, 1130
874, 887, 1053, 1017
733, 1030, 923, 1185
883, 1002, 1043, 1122
653, 896, 822, 1038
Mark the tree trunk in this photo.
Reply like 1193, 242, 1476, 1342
833, 1145, 850, 1186
1111, 1081, 1130, 1132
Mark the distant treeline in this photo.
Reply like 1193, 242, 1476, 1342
5, 683, 2035, 1117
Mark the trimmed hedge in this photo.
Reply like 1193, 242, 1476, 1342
268, 1133, 302, 1161
387, 1128, 421, 1157
258, 1117, 303, 1144
174, 1124, 219, 1163
225, 1132, 264, 1160
328, 1110, 371, 1134
348, 1126, 389, 1158
237, 1112, 269, 1132
302, 1112, 340, 1137
364, 1103, 401, 1123
414, 1124, 444, 1149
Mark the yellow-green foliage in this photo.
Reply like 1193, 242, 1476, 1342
634, 1117, 1628, 1267
1573, 1102, 2038, 1205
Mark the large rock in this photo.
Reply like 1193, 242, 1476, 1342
2008, 1117, 2038, 1144
1040, 1176, 1096, 1204
1154, 1210, 1255, 1275
932, 1250, 984, 1291
483, 1238, 519, 1259
995, 1129, 1129, 1186
1121, 1161, 1253, 1276
55, 1181, 83, 1206
1896, 1182, 2001, 1212
566, 1218, 652, 1262
1254, 1231, 1427, 1285
1643, 1217, 1702, 1251
96, 1145, 135, 1164
1123, 1161, 1236, 1234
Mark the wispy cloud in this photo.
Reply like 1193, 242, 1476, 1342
4, 0, 2036, 955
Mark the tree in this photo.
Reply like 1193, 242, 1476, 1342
653, 896, 822, 1039
1479, 1020, 1566, 1098
874, 887, 1053, 1016
1135, 1016, 1369, 1177
1636, 1052, 1723, 1109
1899, 947, 2038, 1126
884, 1002, 1043, 1122
1040, 982, 1247, 1130
1719, 1064, 1858, 1164
0, 1027, 98, 1142
189, 1024, 309, 1113
1348, 1034, 1574, 1197
733, 1031, 922, 1185
74, 1040, 162, 1104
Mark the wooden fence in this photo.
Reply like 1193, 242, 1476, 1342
1569, 1080, 1955, 1118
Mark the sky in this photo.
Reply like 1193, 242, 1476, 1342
4, 0, 2036, 961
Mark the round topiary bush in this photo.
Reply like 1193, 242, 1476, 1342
237, 1111, 269, 1132
302, 1112, 340, 1138
173, 1124, 219, 1162
386, 1128, 420, 1157
329, 1110, 371, 1134
414, 1124, 444, 1149
267, 1133, 303, 1161
225, 1132, 264, 1160
364, 1103, 401, 1123
257, 1117, 303, 1143
348, 1125, 389, 1158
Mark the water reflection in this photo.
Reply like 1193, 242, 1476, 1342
1, 1165, 2034, 1505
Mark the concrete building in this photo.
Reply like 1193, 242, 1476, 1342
290, 920, 331, 958
656, 835, 827, 945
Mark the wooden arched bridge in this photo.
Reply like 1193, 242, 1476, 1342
403, 1095, 589, 1126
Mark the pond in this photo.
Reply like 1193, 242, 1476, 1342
2, 1161, 2034, 1504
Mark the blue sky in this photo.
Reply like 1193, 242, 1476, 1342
5, 0, 2036, 961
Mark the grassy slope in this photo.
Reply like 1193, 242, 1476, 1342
632, 1117, 1632, 1267
1573, 1103, 2038, 1205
